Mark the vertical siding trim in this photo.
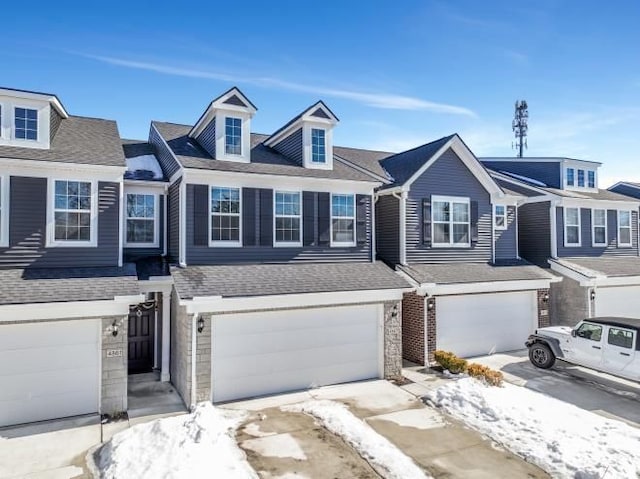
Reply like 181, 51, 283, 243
399, 192, 407, 265
118, 180, 124, 267
491, 204, 495, 263
371, 195, 376, 262
179, 179, 187, 266
550, 202, 558, 258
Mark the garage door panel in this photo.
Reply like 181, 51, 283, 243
212, 304, 381, 402
0, 320, 100, 427
596, 287, 640, 318
437, 291, 537, 358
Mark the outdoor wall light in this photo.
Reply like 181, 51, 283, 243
590, 290, 596, 301
197, 317, 205, 333
542, 293, 550, 303
111, 320, 119, 337
427, 298, 435, 310
391, 305, 398, 319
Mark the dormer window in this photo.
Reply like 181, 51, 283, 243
15, 107, 38, 140
224, 117, 242, 156
311, 128, 326, 163
577, 169, 585, 187
566, 168, 575, 187
588, 171, 596, 188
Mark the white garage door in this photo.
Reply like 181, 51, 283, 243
212, 304, 381, 402
0, 320, 100, 427
596, 286, 640, 318
437, 291, 537, 358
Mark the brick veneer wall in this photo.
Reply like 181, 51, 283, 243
101, 315, 128, 416
402, 292, 425, 365
537, 288, 551, 328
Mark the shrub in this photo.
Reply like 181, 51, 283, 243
467, 363, 504, 386
433, 350, 468, 374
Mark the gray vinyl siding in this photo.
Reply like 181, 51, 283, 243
185, 183, 371, 264
149, 124, 181, 178
495, 205, 518, 260
376, 194, 400, 264
272, 128, 303, 165
517, 201, 551, 267
50, 107, 63, 140
609, 184, 640, 200
406, 148, 492, 263
195, 117, 216, 158
481, 160, 562, 188
123, 196, 165, 261
0, 176, 119, 269
556, 207, 639, 257
167, 179, 181, 263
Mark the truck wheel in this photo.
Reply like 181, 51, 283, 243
529, 342, 556, 369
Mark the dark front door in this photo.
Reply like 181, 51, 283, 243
128, 304, 155, 374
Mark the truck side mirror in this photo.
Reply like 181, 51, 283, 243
571, 330, 577, 338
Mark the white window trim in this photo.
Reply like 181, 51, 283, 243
209, 185, 242, 247
577, 169, 586, 188
0, 175, 9, 247
617, 210, 632, 247
494, 204, 507, 230
310, 128, 327, 164
330, 193, 356, 247
587, 170, 596, 189
214, 112, 251, 163
432, 195, 471, 248
13, 105, 39, 142
566, 167, 575, 187
123, 190, 160, 248
563, 207, 581, 247
46, 178, 99, 247
591, 208, 607, 247
302, 122, 333, 170
273, 189, 303, 247
223, 116, 243, 157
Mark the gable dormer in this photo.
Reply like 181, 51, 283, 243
265, 101, 339, 170
188, 87, 257, 163
0, 87, 69, 150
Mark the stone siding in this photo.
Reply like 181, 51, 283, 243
195, 314, 212, 403
402, 292, 425, 365
383, 301, 402, 378
171, 288, 193, 407
537, 288, 551, 328
100, 315, 128, 416
550, 276, 590, 326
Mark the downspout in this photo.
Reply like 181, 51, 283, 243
371, 193, 378, 262
163, 185, 168, 258
515, 204, 521, 260
491, 204, 496, 264
179, 178, 187, 267
191, 313, 198, 410
550, 201, 558, 258
118, 179, 124, 267
393, 191, 407, 265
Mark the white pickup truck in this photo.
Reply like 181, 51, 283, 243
525, 317, 639, 382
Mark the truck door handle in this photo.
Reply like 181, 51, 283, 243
620, 352, 630, 357
592, 346, 601, 349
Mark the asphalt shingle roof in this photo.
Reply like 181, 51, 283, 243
171, 262, 410, 299
122, 139, 155, 158
399, 261, 556, 285
0, 264, 139, 305
333, 145, 394, 180
0, 116, 126, 167
553, 257, 640, 278
152, 121, 378, 182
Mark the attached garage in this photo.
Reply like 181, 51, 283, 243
211, 304, 382, 402
596, 286, 640, 319
436, 291, 538, 358
0, 319, 100, 427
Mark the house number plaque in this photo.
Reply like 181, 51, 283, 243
106, 349, 123, 357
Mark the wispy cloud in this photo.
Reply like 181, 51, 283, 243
79, 53, 477, 117
501, 49, 529, 67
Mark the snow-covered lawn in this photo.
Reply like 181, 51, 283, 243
426, 377, 640, 479
284, 400, 429, 479
96, 403, 258, 479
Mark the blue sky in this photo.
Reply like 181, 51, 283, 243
2, 0, 639, 186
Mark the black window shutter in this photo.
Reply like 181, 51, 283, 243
422, 198, 431, 245
242, 188, 256, 246
193, 184, 209, 246
356, 194, 369, 246
303, 191, 316, 246
470, 200, 479, 244
259, 188, 273, 247
318, 192, 331, 246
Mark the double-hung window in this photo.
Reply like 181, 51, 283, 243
331, 194, 355, 246
274, 191, 301, 245
224, 117, 242, 155
577, 169, 585, 187
210, 187, 241, 245
125, 193, 157, 246
15, 107, 38, 140
566, 168, 575, 187
591, 209, 607, 247
564, 207, 581, 246
52, 180, 94, 245
311, 128, 326, 163
588, 171, 596, 188
617, 210, 632, 247
432, 196, 470, 247
494, 205, 507, 230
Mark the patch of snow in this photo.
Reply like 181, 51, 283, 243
126, 154, 164, 180
426, 377, 640, 478
283, 400, 429, 479
311, 380, 416, 413
243, 422, 276, 438
500, 170, 547, 187
369, 408, 445, 430
96, 403, 258, 479
242, 433, 307, 460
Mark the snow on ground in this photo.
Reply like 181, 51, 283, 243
283, 400, 429, 479
426, 377, 640, 479
126, 154, 164, 180
96, 403, 258, 479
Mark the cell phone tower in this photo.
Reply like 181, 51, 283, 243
512, 100, 528, 158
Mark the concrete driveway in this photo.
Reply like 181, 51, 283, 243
225, 380, 548, 478
472, 350, 640, 428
